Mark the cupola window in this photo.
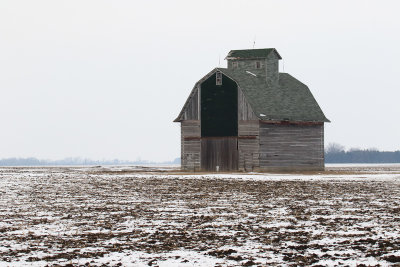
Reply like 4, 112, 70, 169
255, 61, 261, 69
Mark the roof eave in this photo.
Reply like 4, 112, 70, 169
259, 118, 328, 125
271, 48, 283, 60
225, 56, 268, 60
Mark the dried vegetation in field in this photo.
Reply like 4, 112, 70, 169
0, 166, 400, 266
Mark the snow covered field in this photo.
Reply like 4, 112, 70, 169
1, 166, 400, 266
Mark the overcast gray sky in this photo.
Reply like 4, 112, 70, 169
1, 0, 399, 161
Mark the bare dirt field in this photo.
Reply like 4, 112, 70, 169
1, 165, 400, 266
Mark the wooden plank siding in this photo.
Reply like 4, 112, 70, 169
201, 137, 238, 171
237, 86, 259, 171
238, 121, 259, 171
258, 123, 324, 171
238, 87, 258, 121
179, 85, 201, 171
181, 120, 201, 171
181, 87, 200, 121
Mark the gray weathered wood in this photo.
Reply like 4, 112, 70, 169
238, 88, 258, 121
258, 123, 324, 171
181, 120, 201, 171
180, 87, 200, 121
201, 137, 238, 171
238, 120, 259, 171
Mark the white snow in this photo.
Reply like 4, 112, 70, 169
0, 165, 399, 266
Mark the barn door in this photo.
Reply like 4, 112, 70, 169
201, 137, 238, 171
200, 72, 238, 171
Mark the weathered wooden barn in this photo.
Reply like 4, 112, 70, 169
174, 48, 329, 171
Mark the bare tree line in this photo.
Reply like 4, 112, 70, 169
325, 143, 400, 163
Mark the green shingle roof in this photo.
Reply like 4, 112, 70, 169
174, 68, 329, 123
218, 68, 329, 122
226, 48, 282, 60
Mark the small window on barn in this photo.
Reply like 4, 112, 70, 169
255, 61, 261, 69
216, 71, 222, 85
232, 61, 238, 69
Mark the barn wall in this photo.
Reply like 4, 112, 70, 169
238, 87, 258, 121
181, 86, 200, 121
259, 123, 324, 171
179, 85, 201, 171
181, 120, 201, 171
238, 121, 259, 171
227, 59, 266, 76
238, 87, 259, 171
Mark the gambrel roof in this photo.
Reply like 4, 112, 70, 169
174, 68, 329, 123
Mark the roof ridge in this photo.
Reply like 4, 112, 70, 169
226, 48, 282, 60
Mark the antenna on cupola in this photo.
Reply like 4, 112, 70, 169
252, 35, 256, 49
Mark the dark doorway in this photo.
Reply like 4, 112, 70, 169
201, 72, 238, 171
201, 72, 238, 137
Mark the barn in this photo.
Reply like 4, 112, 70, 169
174, 48, 329, 172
